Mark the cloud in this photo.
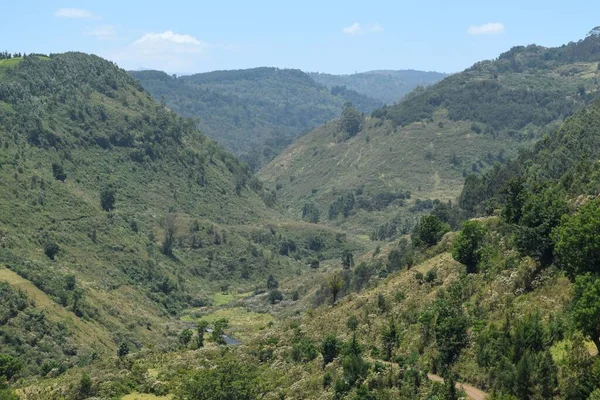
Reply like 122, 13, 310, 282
88, 25, 116, 40
467, 22, 505, 35
110, 30, 227, 72
342, 23, 383, 36
371, 23, 384, 33
54, 8, 95, 18
343, 23, 364, 36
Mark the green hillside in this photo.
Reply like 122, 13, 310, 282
309, 70, 448, 104
0, 53, 366, 383
260, 33, 600, 236
130, 68, 383, 170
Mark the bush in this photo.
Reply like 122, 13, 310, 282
452, 220, 487, 274
268, 290, 283, 304
100, 186, 116, 211
51, 163, 66, 182
412, 215, 450, 247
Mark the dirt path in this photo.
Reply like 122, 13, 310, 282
428, 374, 487, 400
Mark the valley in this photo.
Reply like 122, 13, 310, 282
1, 18, 600, 400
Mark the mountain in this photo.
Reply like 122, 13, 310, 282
0, 53, 366, 379
309, 70, 448, 104
260, 33, 600, 236
130, 68, 383, 170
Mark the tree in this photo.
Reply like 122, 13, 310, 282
266, 274, 279, 290
381, 318, 399, 361
78, 373, 92, 399
302, 202, 320, 223
435, 301, 469, 367
100, 186, 116, 211
117, 343, 129, 359
452, 220, 487, 274
196, 320, 208, 348
0, 355, 22, 380
515, 352, 534, 400
413, 215, 450, 247
341, 249, 354, 269
44, 241, 60, 260
327, 272, 345, 305
443, 372, 458, 400
161, 214, 177, 256
320, 335, 341, 368
338, 102, 363, 138
554, 199, 600, 279
341, 333, 368, 387
571, 274, 600, 354
51, 163, 66, 182
212, 318, 229, 345
179, 329, 193, 347
309, 258, 320, 269
536, 350, 557, 399
347, 315, 359, 331
268, 290, 283, 304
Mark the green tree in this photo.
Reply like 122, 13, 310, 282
302, 202, 320, 223
44, 241, 60, 260
338, 102, 363, 138
554, 199, 600, 279
78, 373, 92, 399
266, 274, 279, 290
196, 320, 208, 348
341, 334, 369, 387
117, 343, 129, 359
161, 213, 177, 256
536, 350, 557, 399
443, 372, 458, 400
212, 318, 229, 345
320, 335, 341, 368
452, 220, 486, 274
347, 315, 359, 331
381, 318, 399, 361
100, 186, 116, 211
515, 351, 534, 400
341, 249, 354, 269
571, 274, 600, 354
179, 329, 193, 347
51, 163, 66, 182
327, 272, 345, 305
0, 355, 22, 380
435, 301, 469, 367
268, 289, 283, 304
413, 215, 450, 247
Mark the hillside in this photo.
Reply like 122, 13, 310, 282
309, 70, 448, 104
260, 33, 600, 236
130, 68, 383, 170
0, 53, 367, 382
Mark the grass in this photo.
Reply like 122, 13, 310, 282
212, 291, 253, 306
121, 394, 173, 400
183, 306, 274, 341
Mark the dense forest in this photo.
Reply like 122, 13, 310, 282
309, 70, 448, 104
131, 68, 383, 170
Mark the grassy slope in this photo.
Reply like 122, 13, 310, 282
260, 42, 600, 234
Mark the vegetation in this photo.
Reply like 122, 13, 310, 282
131, 68, 382, 170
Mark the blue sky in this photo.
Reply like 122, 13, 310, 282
2, 1, 599, 74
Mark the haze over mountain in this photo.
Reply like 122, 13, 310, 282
309, 70, 448, 104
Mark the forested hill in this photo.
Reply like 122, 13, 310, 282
309, 69, 448, 104
130, 67, 383, 170
0, 52, 362, 380
260, 32, 600, 236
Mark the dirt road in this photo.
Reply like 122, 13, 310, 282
428, 374, 487, 400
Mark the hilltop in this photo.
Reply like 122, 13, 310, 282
130, 68, 383, 170
309, 70, 448, 104
0, 53, 366, 380
260, 33, 600, 236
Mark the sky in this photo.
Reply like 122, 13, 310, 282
2, 0, 600, 75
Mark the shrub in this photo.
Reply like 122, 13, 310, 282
100, 186, 116, 211
44, 241, 60, 260
268, 290, 283, 304
51, 163, 66, 182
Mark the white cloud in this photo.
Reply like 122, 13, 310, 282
54, 8, 95, 18
467, 22, 505, 35
343, 23, 365, 36
371, 23, 384, 33
342, 23, 383, 36
88, 25, 116, 40
110, 30, 227, 72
